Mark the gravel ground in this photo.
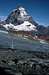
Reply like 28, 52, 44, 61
0, 48, 49, 75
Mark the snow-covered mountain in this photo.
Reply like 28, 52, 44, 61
0, 6, 37, 32
0, 6, 49, 41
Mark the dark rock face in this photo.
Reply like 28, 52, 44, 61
37, 25, 46, 36
36, 25, 49, 40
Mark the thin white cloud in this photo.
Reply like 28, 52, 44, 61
0, 16, 7, 21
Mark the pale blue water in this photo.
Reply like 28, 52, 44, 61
0, 30, 49, 52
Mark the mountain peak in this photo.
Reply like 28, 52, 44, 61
5, 6, 37, 25
17, 6, 28, 16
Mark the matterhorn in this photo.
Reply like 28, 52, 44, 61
2, 6, 36, 32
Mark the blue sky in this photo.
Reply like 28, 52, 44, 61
0, 0, 49, 26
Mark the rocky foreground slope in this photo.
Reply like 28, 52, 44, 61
0, 48, 49, 75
